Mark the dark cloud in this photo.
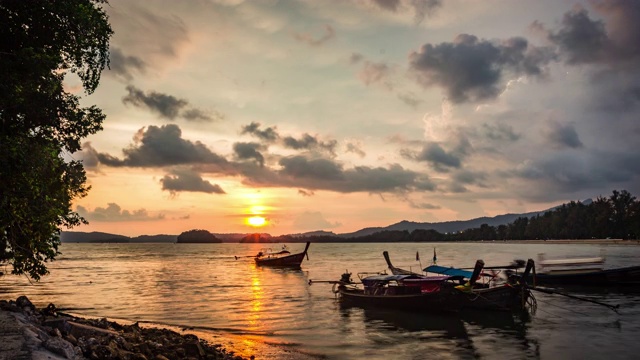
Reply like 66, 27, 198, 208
97, 124, 232, 169
293, 25, 335, 46
233, 142, 266, 166
511, 150, 640, 200
482, 123, 520, 142
123, 85, 186, 119
108, 47, 146, 81
540, 1, 640, 66
450, 169, 488, 192
298, 189, 315, 196
183, 108, 223, 122
282, 134, 337, 156
408, 34, 554, 102
279, 156, 344, 181
76, 203, 164, 222
546, 7, 608, 64
240, 155, 435, 194
160, 169, 225, 194
240, 122, 279, 142
122, 86, 218, 122
404, 142, 461, 171
75, 142, 100, 170
544, 121, 584, 149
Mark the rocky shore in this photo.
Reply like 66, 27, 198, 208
0, 296, 249, 360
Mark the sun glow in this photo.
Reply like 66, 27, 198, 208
247, 216, 267, 227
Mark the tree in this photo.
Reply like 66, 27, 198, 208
0, 0, 112, 280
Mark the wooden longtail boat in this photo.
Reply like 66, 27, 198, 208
255, 242, 310, 268
336, 259, 534, 312
383, 251, 424, 276
492, 254, 640, 287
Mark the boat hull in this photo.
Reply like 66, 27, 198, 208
255, 242, 310, 268
523, 266, 640, 286
339, 285, 529, 312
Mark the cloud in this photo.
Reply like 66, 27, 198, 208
77, 203, 164, 222
239, 155, 436, 194
350, 53, 364, 64
292, 211, 342, 231
544, 121, 584, 149
408, 34, 555, 103
298, 189, 314, 197
511, 149, 640, 200
97, 124, 232, 169
160, 168, 226, 194
450, 169, 488, 192
404, 142, 461, 171
358, 61, 393, 89
240, 122, 279, 142
482, 122, 520, 142
539, 2, 640, 66
397, 92, 423, 108
122, 85, 220, 122
233, 142, 266, 166
107, 47, 146, 81
345, 142, 366, 157
293, 25, 335, 46
106, 2, 190, 71
74, 142, 101, 170
282, 134, 337, 156
409, 201, 441, 210
369, 0, 442, 24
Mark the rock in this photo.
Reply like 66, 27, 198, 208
16, 295, 36, 313
50, 327, 62, 337
184, 340, 206, 358
43, 336, 78, 359
64, 333, 78, 346
154, 355, 170, 360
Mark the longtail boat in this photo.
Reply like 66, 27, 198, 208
333, 259, 534, 312
383, 251, 424, 276
255, 242, 310, 268
515, 254, 640, 287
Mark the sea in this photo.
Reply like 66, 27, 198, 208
2, 242, 640, 359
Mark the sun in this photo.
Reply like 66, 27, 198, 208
247, 216, 267, 227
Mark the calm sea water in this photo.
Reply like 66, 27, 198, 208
2, 242, 640, 359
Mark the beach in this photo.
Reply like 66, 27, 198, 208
0, 296, 249, 360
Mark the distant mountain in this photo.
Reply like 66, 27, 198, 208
291, 230, 337, 237
60, 231, 130, 243
132, 234, 177, 243
337, 201, 592, 238
60, 232, 176, 243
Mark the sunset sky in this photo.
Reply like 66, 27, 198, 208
70, 0, 640, 236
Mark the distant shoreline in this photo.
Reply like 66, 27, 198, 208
469, 239, 640, 245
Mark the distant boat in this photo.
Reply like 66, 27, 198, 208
255, 242, 310, 268
518, 253, 640, 287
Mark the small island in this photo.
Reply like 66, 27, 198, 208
176, 229, 222, 243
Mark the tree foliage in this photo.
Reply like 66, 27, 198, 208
291, 190, 640, 243
1, 0, 112, 280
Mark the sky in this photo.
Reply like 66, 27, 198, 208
68, 0, 640, 237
